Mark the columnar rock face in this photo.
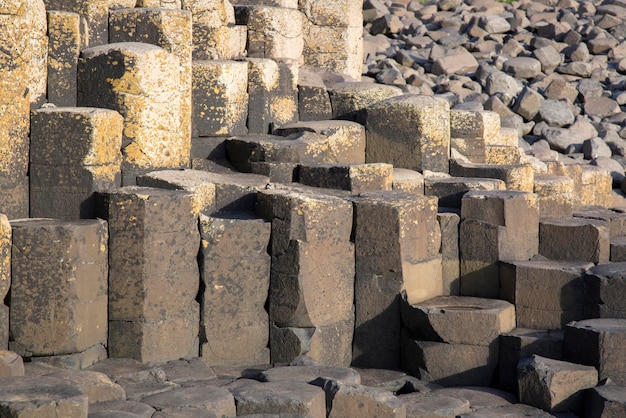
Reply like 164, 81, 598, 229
199, 214, 271, 366
192, 60, 249, 137
258, 188, 355, 366
564, 319, 626, 385
450, 110, 501, 164
460, 190, 539, 298
43, 0, 109, 47
9, 219, 108, 359
181, 0, 242, 60
0, 216, 10, 350
96, 187, 200, 363
0, 376, 88, 417
584, 263, 626, 319
352, 191, 441, 369
539, 218, 610, 264
77, 42, 184, 184
365, 95, 450, 173
328, 82, 403, 121
500, 260, 593, 329
29, 107, 123, 220
109, 8, 193, 165
247, 58, 299, 134
235, 5, 304, 62
299, 0, 363, 80
47, 11, 81, 106
0, 1, 32, 218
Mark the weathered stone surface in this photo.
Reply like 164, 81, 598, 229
157, 357, 216, 384
181, 0, 238, 60
43, 0, 108, 47
498, 328, 564, 394
539, 218, 610, 264
270, 316, 354, 367
274, 120, 366, 164
298, 163, 392, 193
192, 59, 248, 137
392, 169, 424, 195
141, 386, 236, 417
258, 188, 354, 327
425, 177, 505, 209
96, 187, 199, 363
533, 174, 575, 218
584, 263, 626, 319
47, 11, 81, 106
78, 42, 185, 179
44, 370, 125, 404
438, 211, 460, 296
299, 0, 362, 79
199, 213, 270, 367
0, 215, 10, 306
0, 351, 24, 377
298, 68, 332, 122
450, 160, 534, 192
328, 81, 402, 121
585, 384, 626, 418
260, 365, 360, 385
518, 355, 597, 413
235, 5, 303, 61
431, 386, 516, 410
450, 110, 501, 164
230, 381, 326, 417
353, 191, 441, 369
500, 260, 592, 329
400, 331, 498, 387
460, 190, 539, 298
247, 58, 298, 134
564, 319, 626, 385
109, 7, 193, 159
28, 344, 107, 370
89, 399, 156, 417
0, 375, 88, 417
137, 169, 269, 215
322, 383, 407, 418
398, 390, 470, 418
456, 403, 555, 417
30, 107, 123, 220
401, 295, 515, 346
365, 95, 450, 173
10, 219, 108, 357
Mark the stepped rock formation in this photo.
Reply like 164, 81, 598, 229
0, 0, 625, 416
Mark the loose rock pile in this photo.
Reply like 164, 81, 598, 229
0, 0, 625, 417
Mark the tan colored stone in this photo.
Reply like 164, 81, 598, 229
0, 375, 88, 417
43, 0, 109, 47
274, 120, 366, 164
10, 219, 108, 356
231, 381, 325, 417
47, 11, 81, 106
533, 174, 575, 218
137, 169, 269, 215
366, 95, 450, 173
401, 295, 516, 346
0, 215, 10, 303
326, 383, 406, 418
78, 42, 185, 175
450, 160, 535, 192
247, 58, 299, 134
0, 351, 24, 377
192, 60, 248, 136
425, 176, 505, 209
136, 0, 181, 7
298, 163, 393, 193
236, 5, 304, 61
392, 169, 425, 194
109, 8, 193, 166
329, 82, 403, 121
353, 191, 441, 369
45, 370, 125, 404
539, 217, 610, 264
301, 23, 362, 81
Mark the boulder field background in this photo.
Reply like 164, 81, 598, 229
0, 0, 625, 417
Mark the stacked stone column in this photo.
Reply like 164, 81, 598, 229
96, 187, 200, 363
29, 108, 123, 220
0, 216, 10, 349
0, 2, 35, 218
258, 188, 355, 366
352, 191, 442, 369
199, 214, 271, 366
43, 0, 109, 47
47, 11, 81, 106
77, 42, 184, 185
9, 219, 108, 368
109, 7, 193, 167
298, 0, 363, 80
